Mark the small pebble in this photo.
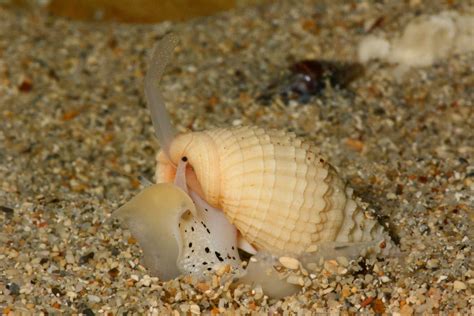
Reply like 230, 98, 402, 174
88, 294, 101, 303
190, 304, 200, 314
7, 283, 20, 295
0, 205, 14, 215
287, 275, 304, 286
336, 256, 349, 267
386, 193, 397, 200
82, 308, 95, 316
279, 256, 300, 270
453, 281, 467, 291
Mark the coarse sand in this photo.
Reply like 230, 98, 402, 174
0, 0, 472, 314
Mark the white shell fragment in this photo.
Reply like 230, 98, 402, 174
358, 11, 474, 68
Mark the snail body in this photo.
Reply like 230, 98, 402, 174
114, 35, 390, 297
156, 126, 385, 256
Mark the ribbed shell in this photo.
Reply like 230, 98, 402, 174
156, 126, 384, 256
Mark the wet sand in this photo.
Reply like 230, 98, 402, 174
0, 0, 472, 314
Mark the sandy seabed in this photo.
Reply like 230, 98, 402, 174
0, 0, 473, 314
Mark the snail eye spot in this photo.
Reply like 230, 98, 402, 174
181, 156, 188, 162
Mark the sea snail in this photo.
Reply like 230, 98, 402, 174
114, 34, 390, 298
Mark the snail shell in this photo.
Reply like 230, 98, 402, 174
156, 125, 385, 256
113, 35, 392, 298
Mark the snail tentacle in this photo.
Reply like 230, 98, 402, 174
145, 34, 178, 158
174, 157, 189, 194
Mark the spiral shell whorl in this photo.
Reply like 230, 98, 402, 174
156, 126, 386, 256
334, 187, 386, 244
202, 126, 349, 255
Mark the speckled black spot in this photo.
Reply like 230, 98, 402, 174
201, 221, 207, 228
202, 261, 208, 265
191, 226, 194, 232
215, 251, 224, 262
231, 246, 235, 250
205, 208, 208, 212
205, 247, 210, 253
207, 267, 212, 271
206, 228, 210, 234
188, 242, 193, 248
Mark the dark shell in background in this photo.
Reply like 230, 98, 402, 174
258, 59, 365, 105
